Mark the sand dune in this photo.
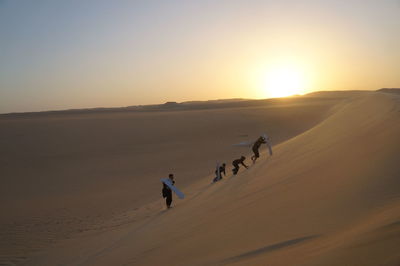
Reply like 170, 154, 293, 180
1, 91, 399, 265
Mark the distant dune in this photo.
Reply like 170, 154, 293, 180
378, 88, 400, 95
1, 90, 399, 265
305, 90, 372, 98
1, 90, 375, 117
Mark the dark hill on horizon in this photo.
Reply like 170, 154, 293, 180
1, 89, 391, 117
378, 88, 400, 94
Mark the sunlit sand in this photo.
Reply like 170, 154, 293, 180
1, 90, 399, 265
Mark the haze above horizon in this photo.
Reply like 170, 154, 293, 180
1, 0, 399, 113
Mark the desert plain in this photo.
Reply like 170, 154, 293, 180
1, 90, 399, 265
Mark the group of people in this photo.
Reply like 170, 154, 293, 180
162, 135, 269, 208
216, 135, 268, 179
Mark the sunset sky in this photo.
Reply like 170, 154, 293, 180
1, 0, 399, 113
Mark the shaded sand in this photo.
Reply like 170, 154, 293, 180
2, 91, 400, 265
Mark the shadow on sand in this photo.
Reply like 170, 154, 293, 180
220, 234, 320, 265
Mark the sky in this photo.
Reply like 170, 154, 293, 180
1, 0, 399, 113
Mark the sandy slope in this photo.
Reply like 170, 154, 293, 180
2, 91, 400, 265
0, 96, 338, 265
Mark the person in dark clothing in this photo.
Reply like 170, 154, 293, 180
213, 163, 226, 182
162, 174, 175, 208
232, 156, 248, 175
251, 136, 267, 163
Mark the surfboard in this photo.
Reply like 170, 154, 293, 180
161, 178, 185, 199
232, 141, 253, 147
263, 133, 273, 156
233, 133, 273, 156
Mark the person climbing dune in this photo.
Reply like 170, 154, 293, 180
232, 156, 248, 175
251, 136, 267, 163
213, 163, 226, 182
162, 174, 175, 208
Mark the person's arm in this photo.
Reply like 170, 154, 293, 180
241, 161, 248, 168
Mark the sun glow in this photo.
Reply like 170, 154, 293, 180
249, 60, 313, 99
262, 65, 308, 98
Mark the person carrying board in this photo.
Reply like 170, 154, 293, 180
213, 163, 226, 182
162, 174, 175, 208
251, 136, 267, 163
232, 156, 248, 175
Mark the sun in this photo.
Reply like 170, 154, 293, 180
263, 66, 306, 98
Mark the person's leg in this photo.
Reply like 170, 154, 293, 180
232, 163, 239, 175
166, 192, 172, 208
252, 148, 259, 162
166, 196, 172, 208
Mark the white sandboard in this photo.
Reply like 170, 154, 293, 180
263, 133, 273, 156
232, 141, 253, 147
161, 178, 185, 199
233, 133, 273, 156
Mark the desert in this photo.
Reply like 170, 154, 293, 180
1, 90, 399, 265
